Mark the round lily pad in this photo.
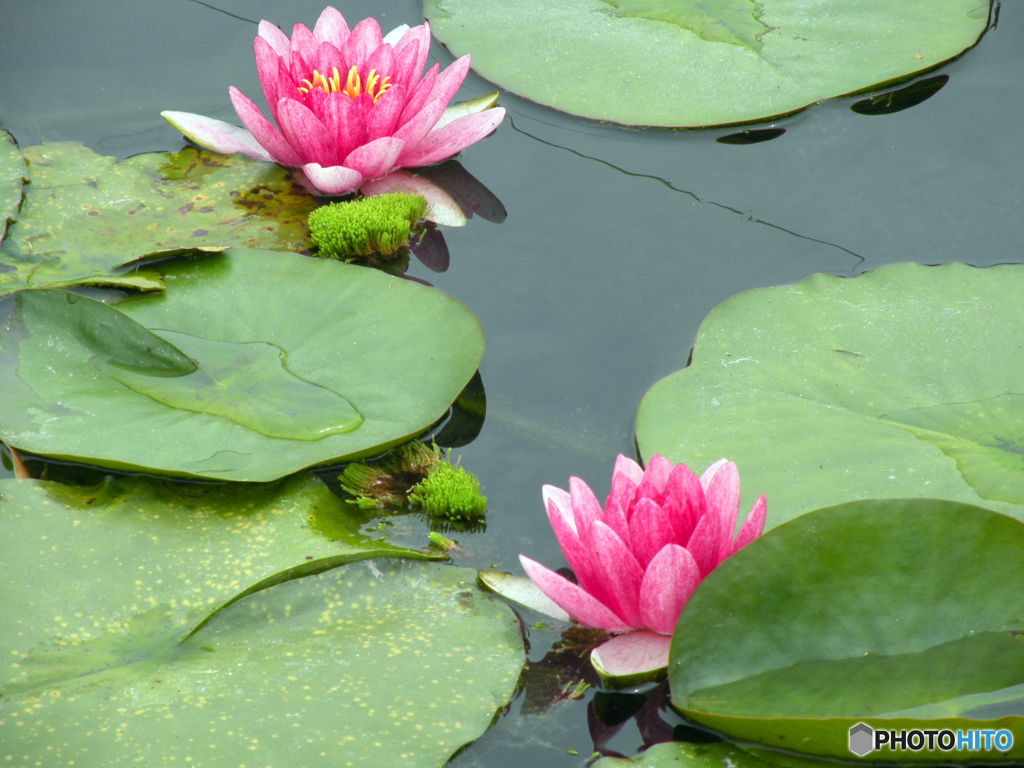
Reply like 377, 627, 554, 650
0, 250, 485, 481
669, 499, 1024, 762
0, 477, 523, 767
635, 262, 1024, 530
425, 0, 991, 127
0, 143, 316, 297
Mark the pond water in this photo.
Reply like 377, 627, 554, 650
2, 0, 1022, 764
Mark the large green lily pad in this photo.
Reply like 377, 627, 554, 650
425, 0, 990, 127
0, 477, 523, 766
0, 130, 24, 246
0, 250, 485, 481
669, 499, 1024, 762
635, 262, 1024, 530
0, 143, 315, 296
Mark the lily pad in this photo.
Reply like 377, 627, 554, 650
669, 499, 1024, 762
635, 262, 1024, 530
0, 249, 485, 481
0, 143, 316, 296
425, 0, 991, 127
0, 130, 24, 246
0, 477, 523, 766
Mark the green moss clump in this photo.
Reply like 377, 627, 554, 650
408, 457, 487, 520
308, 193, 427, 260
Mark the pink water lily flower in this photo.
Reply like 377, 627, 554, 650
162, 7, 504, 197
519, 454, 765, 678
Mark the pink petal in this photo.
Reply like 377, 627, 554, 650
543, 496, 607, 604
313, 6, 350, 48
394, 23, 430, 85
398, 107, 505, 168
359, 169, 466, 227
589, 521, 645, 629
160, 111, 274, 163
591, 631, 672, 681
636, 453, 673, 502
312, 42, 346, 87
300, 163, 362, 196
290, 23, 319, 66
685, 508, 721, 578
254, 37, 289, 127
391, 97, 446, 153
699, 458, 729, 491
627, 498, 674, 570
542, 484, 573, 531
570, 476, 603, 531
613, 454, 645, 487
365, 82, 406, 141
258, 20, 291, 63
228, 88, 303, 166
342, 136, 404, 181
520, 556, 630, 633
730, 493, 766, 557
317, 92, 366, 162
703, 460, 740, 562
639, 544, 701, 634
602, 498, 632, 552
277, 97, 336, 165
342, 17, 383, 71
665, 462, 704, 544
398, 63, 439, 128
364, 42, 397, 84
394, 37, 423, 90
423, 54, 470, 111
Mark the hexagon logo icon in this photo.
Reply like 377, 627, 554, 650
849, 722, 874, 756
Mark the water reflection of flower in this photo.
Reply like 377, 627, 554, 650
162, 6, 504, 197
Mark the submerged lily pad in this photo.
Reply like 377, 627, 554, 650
635, 262, 1024, 529
425, 0, 990, 127
669, 499, 1024, 761
0, 477, 523, 766
0, 143, 315, 296
0, 130, 24, 246
0, 250, 485, 481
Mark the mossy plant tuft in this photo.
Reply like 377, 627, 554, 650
408, 454, 486, 520
307, 193, 427, 263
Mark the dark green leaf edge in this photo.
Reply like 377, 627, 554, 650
180, 547, 446, 642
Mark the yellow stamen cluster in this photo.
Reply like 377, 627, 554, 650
298, 65, 393, 103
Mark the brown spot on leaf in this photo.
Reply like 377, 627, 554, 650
178, 202, 194, 215
191, 229, 210, 237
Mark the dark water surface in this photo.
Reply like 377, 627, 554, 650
1, 0, 1022, 764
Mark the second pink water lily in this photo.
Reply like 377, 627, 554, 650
518, 454, 765, 678
162, 6, 504, 196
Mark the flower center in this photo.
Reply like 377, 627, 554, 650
298, 66, 393, 103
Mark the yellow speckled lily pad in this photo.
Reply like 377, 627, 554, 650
0, 476, 523, 766
0, 143, 316, 297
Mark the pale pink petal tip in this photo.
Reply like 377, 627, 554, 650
160, 111, 274, 163
699, 458, 730, 490
434, 91, 500, 132
520, 555, 631, 634
613, 454, 644, 486
590, 631, 671, 687
301, 163, 363, 196
360, 171, 467, 227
